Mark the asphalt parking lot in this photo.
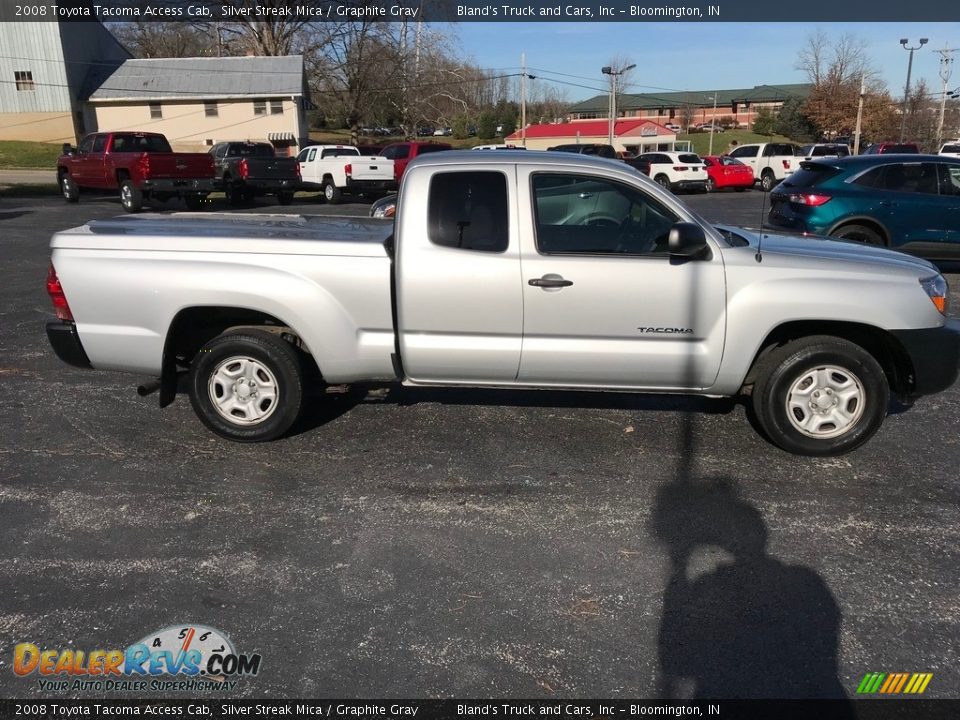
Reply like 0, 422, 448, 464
1, 189, 958, 700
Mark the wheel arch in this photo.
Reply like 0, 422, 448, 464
160, 306, 322, 407
826, 217, 891, 246
740, 320, 916, 399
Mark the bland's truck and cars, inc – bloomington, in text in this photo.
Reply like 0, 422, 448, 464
45, 152, 960, 456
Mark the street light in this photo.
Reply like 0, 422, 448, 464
899, 37, 928, 142
602, 63, 636, 147
706, 94, 718, 155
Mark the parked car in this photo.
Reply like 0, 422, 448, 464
767, 154, 960, 259
938, 141, 960, 158
547, 143, 618, 159
57, 132, 216, 213
356, 145, 384, 156
695, 123, 725, 133
862, 143, 920, 155
209, 141, 300, 206
638, 151, 707, 192
296, 144, 396, 204
622, 155, 652, 176
727, 142, 802, 191
798, 143, 851, 161
45, 150, 960, 456
701, 155, 754, 192
380, 141, 453, 183
663, 123, 682, 133
472, 144, 520, 150
369, 193, 398, 218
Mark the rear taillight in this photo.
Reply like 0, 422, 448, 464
46, 263, 73, 321
238, 159, 249, 179
788, 192, 832, 207
137, 153, 150, 177
344, 163, 352, 177
673, 166, 688, 171
783, 160, 791, 169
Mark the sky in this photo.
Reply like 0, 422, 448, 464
449, 22, 960, 103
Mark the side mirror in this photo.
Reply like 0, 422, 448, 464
62, 143, 75, 155
669, 222, 711, 260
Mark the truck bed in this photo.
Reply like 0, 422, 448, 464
52, 213, 393, 256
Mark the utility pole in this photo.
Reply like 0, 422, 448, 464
935, 46, 956, 150
853, 74, 865, 155
521, 52, 527, 148
899, 38, 928, 143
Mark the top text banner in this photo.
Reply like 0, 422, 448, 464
1, 0, 959, 22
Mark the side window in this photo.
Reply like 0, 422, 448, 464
216, 145, 229, 159
762, 145, 777, 157
427, 171, 508, 253
92, 135, 107, 153
870, 163, 939, 194
936, 164, 960, 197
531, 173, 680, 256
730, 146, 757, 158
308, 148, 317, 162
78, 135, 95, 154
392, 145, 410, 159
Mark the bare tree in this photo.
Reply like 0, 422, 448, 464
111, 21, 215, 58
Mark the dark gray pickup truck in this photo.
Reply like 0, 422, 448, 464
210, 141, 300, 206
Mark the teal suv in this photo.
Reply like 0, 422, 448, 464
767, 155, 960, 259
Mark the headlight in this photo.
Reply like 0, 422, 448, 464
920, 274, 949, 315
370, 204, 395, 219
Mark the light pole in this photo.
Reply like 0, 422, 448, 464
935, 47, 956, 150
602, 63, 636, 147
899, 37, 928, 142
706, 94, 718, 155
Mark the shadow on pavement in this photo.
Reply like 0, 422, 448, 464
650, 477, 853, 708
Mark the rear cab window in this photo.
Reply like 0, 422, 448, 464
427, 171, 508, 253
677, 154, 702, 165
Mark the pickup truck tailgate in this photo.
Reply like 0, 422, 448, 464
244, 157, 300, 180
142, 152, 215, 179
349, 157, 394, 181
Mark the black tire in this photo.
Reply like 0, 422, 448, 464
184, 194, 207, 211
277, 192, 294, 206
734, 187, 746, 192
323, 182, 342, 204
654, 174, 672, 191
704, 177, 716, 193
119, 178, 143, 213
189, 329, 305, 442
59, 172, 79, 203
760, 170, 777, 192
751, 336, 888, 456
227, 180, 244, 206
830, 224, 885, 246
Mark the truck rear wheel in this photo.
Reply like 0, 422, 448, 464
184, 194, 207, 211
751, 336, 888, 456
277, 192, 294, 206
119, 179, 143, 213
59, 172, 79, 203
189, 329, 305, 442
323, 182, 342, 204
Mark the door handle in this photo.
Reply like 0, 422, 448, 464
578, 192, 594, 199
529, 276, 573, 288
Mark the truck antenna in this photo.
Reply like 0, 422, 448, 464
756, 185, 767, 263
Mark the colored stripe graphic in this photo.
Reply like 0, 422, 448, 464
857, 672, 932, 694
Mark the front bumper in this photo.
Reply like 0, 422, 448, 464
891, 319, 960, 397
46, 321, 91, 369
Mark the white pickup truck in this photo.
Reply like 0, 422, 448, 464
296, 144, 396, 204
45, 152, 959, 455
727, 142, 803, 191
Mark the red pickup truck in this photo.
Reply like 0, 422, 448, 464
57, 132, 217, 213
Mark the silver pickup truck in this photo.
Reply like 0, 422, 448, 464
45, 152, 959, 455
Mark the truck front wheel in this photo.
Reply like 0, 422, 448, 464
189, 329, 305, 442
751, 336, 888, 456
760, 170, 776, 192
59, 172, 79, 203
120, 179, 143, 213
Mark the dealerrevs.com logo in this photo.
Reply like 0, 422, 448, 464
13, 625, 261, 692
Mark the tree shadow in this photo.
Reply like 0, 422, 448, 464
650, 478, 854, 708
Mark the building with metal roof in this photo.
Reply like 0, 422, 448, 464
87, 56, 312, 153
505, 119, 679, 153
568, 84, 812, 128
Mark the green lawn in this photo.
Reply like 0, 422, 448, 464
677, 130, 796, 156
0, 140, 63, 169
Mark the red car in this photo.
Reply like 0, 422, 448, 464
379, 141, 452, 183
702, 155, 754, 192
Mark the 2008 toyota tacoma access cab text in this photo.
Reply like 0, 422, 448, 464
45, 151, 960, 455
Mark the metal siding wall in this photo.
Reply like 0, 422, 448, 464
0, 22, 72, 112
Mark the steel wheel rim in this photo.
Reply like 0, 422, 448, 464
208, 355, 280, 426
785, 365, 865, 439
121, 184, 133, 206
61, 176, 72, 198
705, 178, 715, 192
324, 185, 334, 200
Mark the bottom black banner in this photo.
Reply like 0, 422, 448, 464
1, 699, 958, 720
